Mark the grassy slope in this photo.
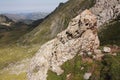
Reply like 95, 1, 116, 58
0, 0, 96, 79
0, 72, 27, 80
47, 53, 120, 80
19, 0, 95, 45
98, 20, 120, 46
0, 44, 39, 70
0, 44, 40, 80
0, 22, 31, 45
0, 0, 95, 68
0, 24, 40, 79
1, 0, 120, 80
100, 54, 120, 80
47, 55, 95, 80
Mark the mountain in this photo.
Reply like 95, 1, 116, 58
0, 15, 36, 45
19, 0, 120, 45
26, 0, 120, 80
0, 0, 120, 80
19, 0, 95, 45
4, 12, 49, 24
0, 14, 14, 26
27, 0, 120, 78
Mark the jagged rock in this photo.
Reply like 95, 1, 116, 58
90, 0, 120, 27
27, 9, 100, 80
83, 72, 92, 80
103, 47, 111, 53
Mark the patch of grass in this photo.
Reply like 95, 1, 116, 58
47, 55, 95, 80
0, 44, 40, 80
0, 71, 27, 80
100, 54, 120, 80
98, 20, 120, 46
47, 52, 120, 80
19, 0, 96, 45
47, 71, 61, 80
0, 44, 40, 70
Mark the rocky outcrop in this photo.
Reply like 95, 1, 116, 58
90, 0, 120, 27
27, 0, 120, 80
27, 10, 100, 80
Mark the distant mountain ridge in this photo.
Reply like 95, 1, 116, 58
19, 0, 95, 45
0, 15, 36, 45
0, 14, 14, 26
3, 12, 48, 24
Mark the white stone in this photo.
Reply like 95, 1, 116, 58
103, 47, 111, 53
84, 73, 92, 80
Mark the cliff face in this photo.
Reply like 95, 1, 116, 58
27, 10, 99, 80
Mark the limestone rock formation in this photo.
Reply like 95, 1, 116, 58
27, 9, 100, 80
90, 0, 120, 27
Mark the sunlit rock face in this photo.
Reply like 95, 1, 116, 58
27, 9, 99, 80
90, 0, 120, 27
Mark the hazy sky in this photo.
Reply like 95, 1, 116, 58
0, 0, 68, 13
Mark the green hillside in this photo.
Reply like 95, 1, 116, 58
0, 0, 96, 79
0, 0, 120, 80
19, 0, 95, 45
